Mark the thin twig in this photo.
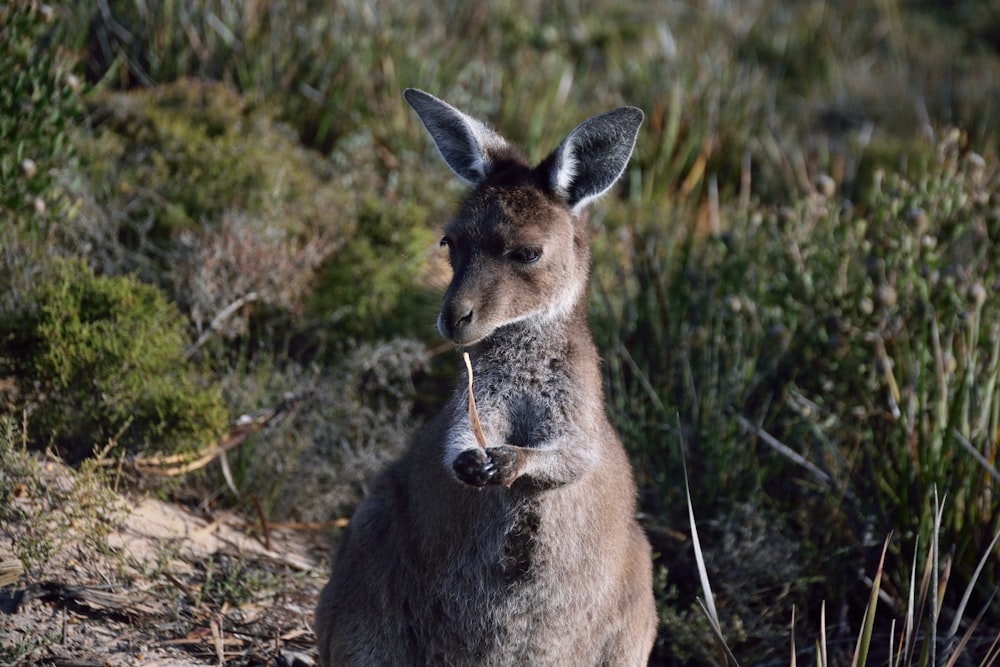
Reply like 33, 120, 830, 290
260, 518, 350, 530
211, 614, 225, 666
951, 429, 1000, 485
734, 414, 833, 488
97, 395, 305, 477
186, 291, 260, 358
250, 495, 271, 552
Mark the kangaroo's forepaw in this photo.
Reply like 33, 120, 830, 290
454, 448, 496, 487
453, 447, 520, 488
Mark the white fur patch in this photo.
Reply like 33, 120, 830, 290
461, 112, 507, 183
499, 266, 583, 330
553, 137, 579, 199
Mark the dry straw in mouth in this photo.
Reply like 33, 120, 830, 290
463, 352, 488, 449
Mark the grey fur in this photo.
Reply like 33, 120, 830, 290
315, 89, 656, 666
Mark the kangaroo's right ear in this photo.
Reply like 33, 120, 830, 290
547, 106, 643, 213
403, 88, 510, 185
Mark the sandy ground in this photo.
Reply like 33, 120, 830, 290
1, 491, 331, 666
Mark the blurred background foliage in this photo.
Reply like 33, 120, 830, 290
1, 0, 999, 663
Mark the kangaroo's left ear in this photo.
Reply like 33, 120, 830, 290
404, 88, 511, 186
546, 107, 643, 213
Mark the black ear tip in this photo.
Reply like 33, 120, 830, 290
590, 106, 643, 138
403, 88, 424, 106
619, 106, 644, 129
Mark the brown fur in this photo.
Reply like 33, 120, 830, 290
315, 90, 656, 666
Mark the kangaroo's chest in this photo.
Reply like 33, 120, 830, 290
466, 365, 572, 448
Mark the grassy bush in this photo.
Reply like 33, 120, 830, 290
208, 339, 429, 522
307, 196, 442, 344
597, 134, 1000, 660
0, 415, 127, 576
1, 0, 83, 227
73, 79, 343, 282
71, 78, 449, 351
0, 258, 228, 460
60, 1, 1000, 208
77, 80, 337, 237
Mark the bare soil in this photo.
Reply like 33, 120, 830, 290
1, 487, 330, 666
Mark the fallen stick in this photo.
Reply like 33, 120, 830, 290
463, 352, 488, 449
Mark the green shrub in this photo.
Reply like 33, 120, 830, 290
76, 79, 345, 259
0, 1, 83, 227
0, 258, 228, 459
70, 80, 351, 345
307, 196, 441, 345
62, 1, 1000, 209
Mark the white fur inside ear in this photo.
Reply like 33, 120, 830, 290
547, 106, 643, 213
459, 112, 508, 183
554, 144, 608, 214
553, 138, 579, 203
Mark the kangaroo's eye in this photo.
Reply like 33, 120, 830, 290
509, 246, 543, 264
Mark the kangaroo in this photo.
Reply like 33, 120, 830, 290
314, 89, 656, 666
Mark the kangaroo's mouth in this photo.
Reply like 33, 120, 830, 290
441, 327, 490, 348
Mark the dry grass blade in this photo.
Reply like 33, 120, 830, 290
852, 534, 890, 667
898, 536, 919, 667
683, 461, 717, 624
946, 528, 1000, 639
694, 598, 741, 667
931, 491, 948, 667
981, 631, 1000, 667
944, 589, 997, 667
464, 352, 488, 449
819, 601, 828, 667
904, 530, 936, 667
889, 619, 897, 667
951, 429, 1000, 485
790, 605, 797, 667
218, 449, 239, 498
681, 430, 740, 667
734, 414, 833, 490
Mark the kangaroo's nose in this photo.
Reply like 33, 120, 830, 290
438, 299, 476, 342
445, 305, 474, 335
455, 307, 473, 329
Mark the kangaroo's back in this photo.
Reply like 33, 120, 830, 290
315, 89, 656, 666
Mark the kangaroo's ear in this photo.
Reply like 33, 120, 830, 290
404, 88, 510, 185
547, 106, 643, 212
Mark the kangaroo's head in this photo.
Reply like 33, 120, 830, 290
404, 89, 642, 347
